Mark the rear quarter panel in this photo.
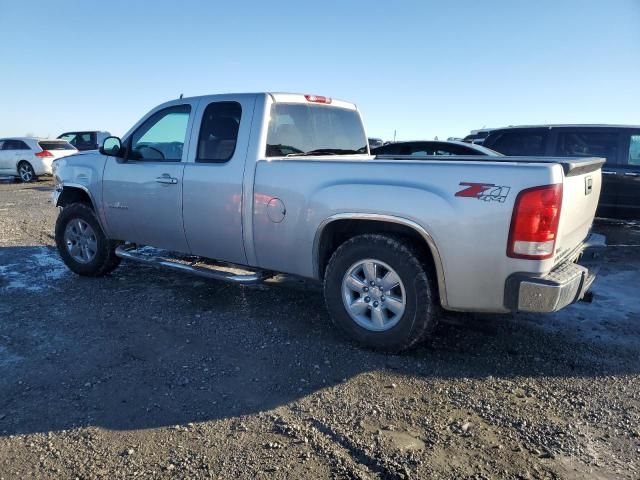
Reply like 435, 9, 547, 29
253, 158, 562, 312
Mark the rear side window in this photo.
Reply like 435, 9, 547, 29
372, 144, 399, 155
3, 140, 30, 150
628, 134, 640, 166
39, 141, 75, 150
196, 102, 242, 163
434, 144, 484, 155
266, 103, 367, 156
556, 131, 619, 163
486, 130, 548, 156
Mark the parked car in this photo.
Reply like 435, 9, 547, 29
462, 128, 494, 145
0, 137, 77, 182
52, 92, 604, 351
57, 131, 111, 151
483, 125, 640, 219
368, 137, 384, 149
371, 140, 501, 156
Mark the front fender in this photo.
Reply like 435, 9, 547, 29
53, 153, 109, 235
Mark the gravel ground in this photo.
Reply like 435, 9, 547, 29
0, 179, 639, 479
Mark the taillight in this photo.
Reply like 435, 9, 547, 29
35, 150, 53, 158
507, 184, 562, 260
304, 94, 332, 104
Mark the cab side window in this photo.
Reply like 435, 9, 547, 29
489, 130, 548, 156
75, 133, 95, 150
628, 135, 640, 166
196, 102, 242, 163
556, 131, 619, 163
129, 105, 191, 162
59, 134, 77, 144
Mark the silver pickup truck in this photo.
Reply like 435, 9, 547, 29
52, 92, 605, 350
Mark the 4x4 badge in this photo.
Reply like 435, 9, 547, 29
455, 182, 511, 203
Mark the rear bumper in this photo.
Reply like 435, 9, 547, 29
504, 233, 605, 313
31, 158, 53, 175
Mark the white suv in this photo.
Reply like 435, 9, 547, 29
0, 137, 77, 182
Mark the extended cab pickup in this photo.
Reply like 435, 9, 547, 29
52, 93, 605, 350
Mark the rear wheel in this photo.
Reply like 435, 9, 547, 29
55, 203, 121, 276
324, 234, 437, 351
17, 161, 36, 183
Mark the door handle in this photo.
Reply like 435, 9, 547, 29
623, 172, 640, 177
155, 175, 178, 184
601, 170, 617, 175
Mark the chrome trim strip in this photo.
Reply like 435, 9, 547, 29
313, 213, 449, 309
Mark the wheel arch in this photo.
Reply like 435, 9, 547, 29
313, 214, 448, 308
56, 184, 96, 210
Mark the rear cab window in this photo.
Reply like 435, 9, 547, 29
266, 103, 368, 157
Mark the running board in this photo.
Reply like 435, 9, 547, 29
115, 245, 269, 284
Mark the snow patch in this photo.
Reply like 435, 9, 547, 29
32, 249, 68, 281
0, 345, 23, 368
525, 268, 640, 348
0, 247, 69, 292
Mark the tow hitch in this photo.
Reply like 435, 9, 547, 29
580, 291, 594, 303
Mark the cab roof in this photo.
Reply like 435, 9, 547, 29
160, 92, 358, 111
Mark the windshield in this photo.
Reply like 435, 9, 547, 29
266, 103, 368, 157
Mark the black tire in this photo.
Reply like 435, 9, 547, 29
324, 234, 437, 351
17, 161, 37, 183
55, 203, 121, 276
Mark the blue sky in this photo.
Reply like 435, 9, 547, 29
1, 0, 639, 140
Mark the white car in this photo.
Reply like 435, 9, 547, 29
0, 137, 77, 182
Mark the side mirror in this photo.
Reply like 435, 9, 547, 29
100, 136, 123, 157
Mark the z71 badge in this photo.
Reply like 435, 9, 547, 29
455, 182, 511, 203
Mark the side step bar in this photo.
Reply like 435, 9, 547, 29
115, 245, 269, 284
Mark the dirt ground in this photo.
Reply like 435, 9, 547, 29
0, 179, 639, 479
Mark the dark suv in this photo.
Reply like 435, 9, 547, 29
57, 131, 111, 151
483, 125, 640, 220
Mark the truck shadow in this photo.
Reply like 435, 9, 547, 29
0, 244, 638, 436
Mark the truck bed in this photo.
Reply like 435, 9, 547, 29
253, 154, 603, 312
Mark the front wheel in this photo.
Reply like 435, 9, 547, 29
55, 203, 121, 276
323, 234, 438, 351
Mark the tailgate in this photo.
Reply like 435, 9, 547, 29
554, 159, 603, 263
